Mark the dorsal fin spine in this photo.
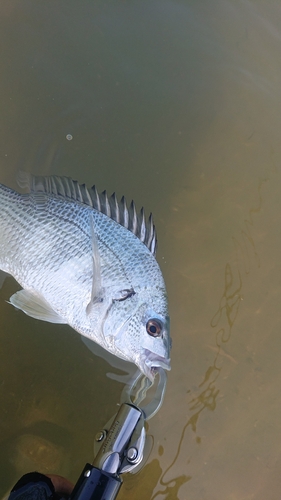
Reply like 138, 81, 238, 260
110, 193, 120, 223
75, 182, 84, 204
129, 201, 137, 233
27, 174, 157, 256
146, 214, 154, 249
91, 185, 100, 211
121, 196, 129, 228
100, 190, 110, 217
140, 208, 146, 242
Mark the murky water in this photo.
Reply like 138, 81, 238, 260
1, 0, 281, 498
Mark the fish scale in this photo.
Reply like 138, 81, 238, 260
0, 175, 171, 380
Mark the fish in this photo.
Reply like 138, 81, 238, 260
0, 173, 171, 381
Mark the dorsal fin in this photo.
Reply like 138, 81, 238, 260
18, 173, 157, 256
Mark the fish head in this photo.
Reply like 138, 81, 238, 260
101, 287, 171, 381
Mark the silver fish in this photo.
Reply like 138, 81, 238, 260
0, 173, 170, 381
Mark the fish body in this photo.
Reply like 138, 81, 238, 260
0, 174, 170, 380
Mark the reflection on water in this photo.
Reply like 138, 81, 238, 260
149, 180, 268, 499
2, 0, 281, 499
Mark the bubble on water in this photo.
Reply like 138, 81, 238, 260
66, 134, 73, 141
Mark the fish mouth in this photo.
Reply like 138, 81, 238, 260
141, 349, 171, 381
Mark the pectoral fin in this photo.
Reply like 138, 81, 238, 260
86, 214, 103, 315
9, 290, 67, 324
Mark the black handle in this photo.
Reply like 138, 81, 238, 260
70, 464, 122, 500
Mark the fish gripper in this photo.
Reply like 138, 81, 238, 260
70, 403, 146, 500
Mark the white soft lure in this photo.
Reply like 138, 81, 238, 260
0, 173, 171, 381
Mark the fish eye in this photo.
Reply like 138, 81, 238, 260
146, 319, 162, 337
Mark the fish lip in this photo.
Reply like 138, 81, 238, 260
141, 349, 171, 380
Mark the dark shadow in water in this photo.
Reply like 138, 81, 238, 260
0, 420, 72, 493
